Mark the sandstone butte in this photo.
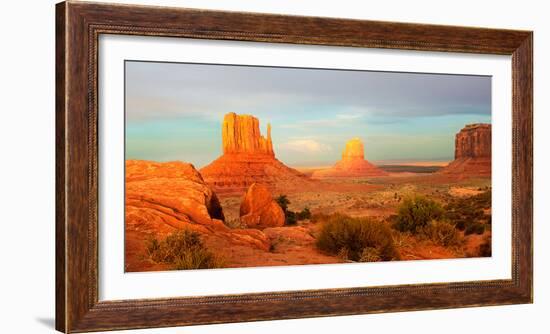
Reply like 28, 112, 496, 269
125, 160, 271, 271
311, 137, 387, 178
240, 183, 285, 229
439, 123, 491, 177
200, 112, 312, 194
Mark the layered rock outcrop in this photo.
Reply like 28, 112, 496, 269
239, 183, 285, 229
311, 137, 387, 178
200, 113, 312, 193
454, 123, 491, 159
125, 160, 271, 272
125, 160, 226, 232
439, 124, 491, 177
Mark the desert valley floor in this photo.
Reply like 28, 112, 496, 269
125, 164, 492, 272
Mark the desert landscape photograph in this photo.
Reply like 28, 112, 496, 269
124, 61, 492, 272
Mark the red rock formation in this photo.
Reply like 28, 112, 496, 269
200, 113, 312, 194
239, 183, 285, 229
125, 160, 271, 272
439, 123, 491, 177
342, 137, 365, 160
454, 123, 491, 159
222, 112, 274, 156
126, 160, 226, 232
311, 137, 387, 178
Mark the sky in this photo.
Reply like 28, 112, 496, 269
125, 61, 491, 167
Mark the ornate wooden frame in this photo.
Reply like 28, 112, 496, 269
56, 1, 533, 332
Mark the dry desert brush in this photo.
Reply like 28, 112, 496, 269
420, 220, 463, 247
316, 213, 399, 262
146, 230, 223, 270
444, 190, 491, 235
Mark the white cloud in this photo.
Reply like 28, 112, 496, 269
335, 113, 364, 120
279, 139, 331, 154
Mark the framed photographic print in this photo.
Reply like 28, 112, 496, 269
56, 1, 533, 332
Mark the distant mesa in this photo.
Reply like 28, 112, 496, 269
311, 137, 387, 178
342, 137, 366, 160
200, 112, 312, 194
439, 123, 491, 177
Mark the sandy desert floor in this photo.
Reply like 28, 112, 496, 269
211, 172, 491, 268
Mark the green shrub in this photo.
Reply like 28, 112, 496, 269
421, 220, 463, 247
394, 196, 444, 233
444, 190, 491, 233
464, 222, 485, 235
146, 230, 223, 270
478, 236, 492, 257
296, 207, 312, 220
316, 214, 399, 262
454, 219, 467, 231
285, 211, 297, 225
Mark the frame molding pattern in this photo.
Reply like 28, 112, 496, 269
56, 1, 533, 332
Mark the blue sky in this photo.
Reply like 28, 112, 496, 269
125, 61, 491, 167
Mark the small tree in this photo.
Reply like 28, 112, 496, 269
276, 195, 290, 212
276, 195, 311, 225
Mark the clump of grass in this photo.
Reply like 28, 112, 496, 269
310, 212, 331, 223
393, 195, 444, 234
391, 229, 414, 249
146, 230, 223, 270
316, 213, 399, 262
421, 220, 463, 247
276, 194, 312, 225
224, 218, 246, 229
359, 247, 382, 262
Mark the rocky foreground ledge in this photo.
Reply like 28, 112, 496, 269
124, 160, 273, 271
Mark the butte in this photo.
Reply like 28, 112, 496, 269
311, 137, 387, 178
439, 123, 491, 177
200, 112, 311, 194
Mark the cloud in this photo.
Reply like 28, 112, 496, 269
335, 108, 371, 120
126, 61, 491, 123
279, 139, 331, 154
335, 113, 364, 120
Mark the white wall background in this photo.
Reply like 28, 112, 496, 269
0, 0, 546, 333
